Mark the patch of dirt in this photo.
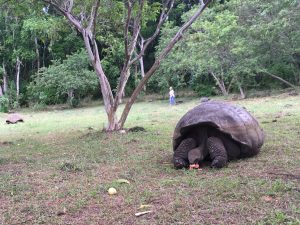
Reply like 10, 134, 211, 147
79, 130, 103, 139
125, 139, 138, 145
62, 197, 137, 225
265, 168, 300, 181
60, 162, 82, 172
0, 197, 13, 224
288, 91, 299, 96
0, 141, 14, 146
157, 157, 173, 166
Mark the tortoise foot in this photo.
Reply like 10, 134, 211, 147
174, 158, 189, 169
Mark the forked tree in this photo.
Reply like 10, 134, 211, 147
42, 0, 212, 131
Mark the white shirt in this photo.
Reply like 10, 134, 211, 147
169, 90, 175, 97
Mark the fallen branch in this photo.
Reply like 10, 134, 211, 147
260, 70, 299, 90
135, 210, 152, 217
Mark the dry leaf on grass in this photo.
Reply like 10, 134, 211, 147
135, 211, 152, 217
116, 179, 130, 184
139, 204, 152, 209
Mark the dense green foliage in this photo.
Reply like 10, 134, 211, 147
0, 0, 299, 109
28, 50, 98, 107
0, 0, 84, 108
0, 95, 9, 112
152, 0, 300, 96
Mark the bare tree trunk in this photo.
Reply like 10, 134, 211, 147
139, 58, 145, 78
35, 37, 40, 71
2, 62, 8, 94
16, 57, 21, 97
138, 37, 146, 91
220, 67, 227, 94
237, 83, 245, 99
82, 29, 117, 130
88, 47, 118, 131
261, 71, 298, 90
0, 85, 3, 96
220, 80, 228, 96
226, 76, 235, 94
139, 57, 146, 92
42, 42, 46, 67
209, 71, 228, 96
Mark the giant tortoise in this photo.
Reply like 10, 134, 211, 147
6, 113, 24, 124
173, 100, 265, 169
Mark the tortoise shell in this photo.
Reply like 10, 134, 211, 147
173, 101, 265, 155
6, 113, 24, 124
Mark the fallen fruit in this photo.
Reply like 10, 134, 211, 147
189, 163, 200, 170
108, 187, 117, 195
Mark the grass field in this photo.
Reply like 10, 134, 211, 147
0, 93, 300, 225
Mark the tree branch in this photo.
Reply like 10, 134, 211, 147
42, 0, 83, 32
88, 0, 100, 34
66, 0, 73, 13
209, 70, 226, 94
124, 0, 133, 57
127, 0, 143, 56
129, 0, 174, 66
113, 0, 144, 110
260, 70, 298, 90
119, 0, 212, 127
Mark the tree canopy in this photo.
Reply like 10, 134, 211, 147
153, 0, 300, 96
28, 49, 98, 107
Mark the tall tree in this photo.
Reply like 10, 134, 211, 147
41, 0, 212, 131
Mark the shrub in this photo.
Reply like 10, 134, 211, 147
0, 96, 9, 113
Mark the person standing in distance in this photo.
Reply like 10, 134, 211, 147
169, 87, 176, 105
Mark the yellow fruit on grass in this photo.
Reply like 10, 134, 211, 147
108, 187, 117, 195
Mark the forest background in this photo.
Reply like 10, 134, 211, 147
0, 0, 299, 111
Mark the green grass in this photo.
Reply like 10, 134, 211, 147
0, 93, 300, 224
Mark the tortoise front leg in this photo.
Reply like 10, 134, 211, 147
207, 137, 228, 168
173, 138, 196, 169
